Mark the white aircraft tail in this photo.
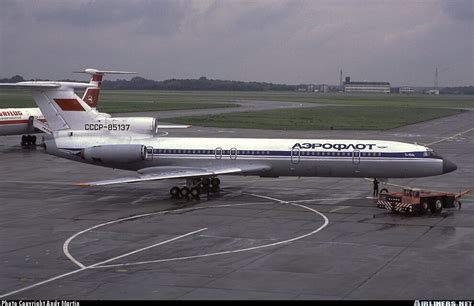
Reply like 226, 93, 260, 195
74, 69, 136, 108
0, 82, 101, 131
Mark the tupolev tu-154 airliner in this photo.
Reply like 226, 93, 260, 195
0, 76, 457, 199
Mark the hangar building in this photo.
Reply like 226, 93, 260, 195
343, 77, 390, 94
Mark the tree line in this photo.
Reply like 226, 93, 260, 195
101, 76, 296, 91
0, 75, 296, 91
1, 75, 472, 94
440, 86, 474, 95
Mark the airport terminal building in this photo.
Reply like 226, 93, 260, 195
343, 77, 390, 94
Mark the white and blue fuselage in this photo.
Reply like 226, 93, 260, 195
1, 80, 457, 186
46, 134, 456, 178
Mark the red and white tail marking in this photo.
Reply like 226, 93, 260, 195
54, 98, 86, 111
82, 74, 103, 108
76, 69, 136, 108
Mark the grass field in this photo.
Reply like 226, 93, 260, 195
104, 90, 474, 109
166, 106, 464, 130
0, 90, 239, 112
0, 89, 471, 130
2, 90, 473, 109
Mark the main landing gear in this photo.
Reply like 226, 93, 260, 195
170, 177, 221, 200
21, 135, 37, 147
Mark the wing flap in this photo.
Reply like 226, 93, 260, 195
78, 164, 271, 186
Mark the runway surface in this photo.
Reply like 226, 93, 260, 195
115, 99, 321, 119
0, 108, 473, 300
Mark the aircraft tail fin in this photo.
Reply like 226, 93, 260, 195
74, 69, 136, 108
0, 81, 101, 131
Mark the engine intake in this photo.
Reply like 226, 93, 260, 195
81, 144, 147, 163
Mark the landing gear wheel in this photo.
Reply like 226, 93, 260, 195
180, 187, 190, 198
190, 187, 201, 199
431, 198, 443, 213
210, 177, 221, 192
21, 135, 27, 146
31, 135, 37, 145
201, 178, 211, 188
420, 199, 429, 214
170, 186, 181, 198
210, 177, 220, 187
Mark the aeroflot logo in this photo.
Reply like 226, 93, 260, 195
292, 143, 377, 150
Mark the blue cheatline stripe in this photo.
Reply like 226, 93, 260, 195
58, 147, 433, 159
148, 148, 430, 159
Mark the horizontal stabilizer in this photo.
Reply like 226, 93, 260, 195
1, 81, 101, 130
0, 82, 60, 89
156, 125, 192, 129
0, 81, 94, 90
78, 164, 271, 186
74, 69, 137, 75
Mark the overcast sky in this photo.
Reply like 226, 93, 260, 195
1, 0, 472, 86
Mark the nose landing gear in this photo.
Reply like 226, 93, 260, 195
169, 177, 221, 200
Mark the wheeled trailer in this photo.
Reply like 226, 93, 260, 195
377, 188, 470, 214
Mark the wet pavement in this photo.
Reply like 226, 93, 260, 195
0, 109, 473, 300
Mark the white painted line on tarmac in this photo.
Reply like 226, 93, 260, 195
291, 197, 363, 203
426, 127, 474, 146
89, 227, 207, 268
90, 195, 329, 269
329, 206, 350, 213
3, 194, 329, 297
0, 228, 206, 299
199, 234, 278, 242
0, 267, 85, 299
63, 202, 273, 269
131, 194, 155, 205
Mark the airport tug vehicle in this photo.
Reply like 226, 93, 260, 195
377, 188, 470, 214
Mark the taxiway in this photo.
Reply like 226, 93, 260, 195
0, 109, 473, 300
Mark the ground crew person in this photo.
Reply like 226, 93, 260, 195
373, 178, 379, 197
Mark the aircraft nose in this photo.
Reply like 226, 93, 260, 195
443, 158, 457, 174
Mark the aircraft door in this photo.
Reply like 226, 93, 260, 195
215, 147, 222, 160
145, 146, 154, 161
230, 148, 237, 160
352, 150, 360, 165
291, 148, 300, 164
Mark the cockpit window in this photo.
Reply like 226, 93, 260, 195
424, 149, 439, 158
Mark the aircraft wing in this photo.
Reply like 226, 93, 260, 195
78, 164, 271, 186
0, 82, 61, 89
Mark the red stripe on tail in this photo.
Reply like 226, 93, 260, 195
92, 74, 103, 82
54, 99, 85, 111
